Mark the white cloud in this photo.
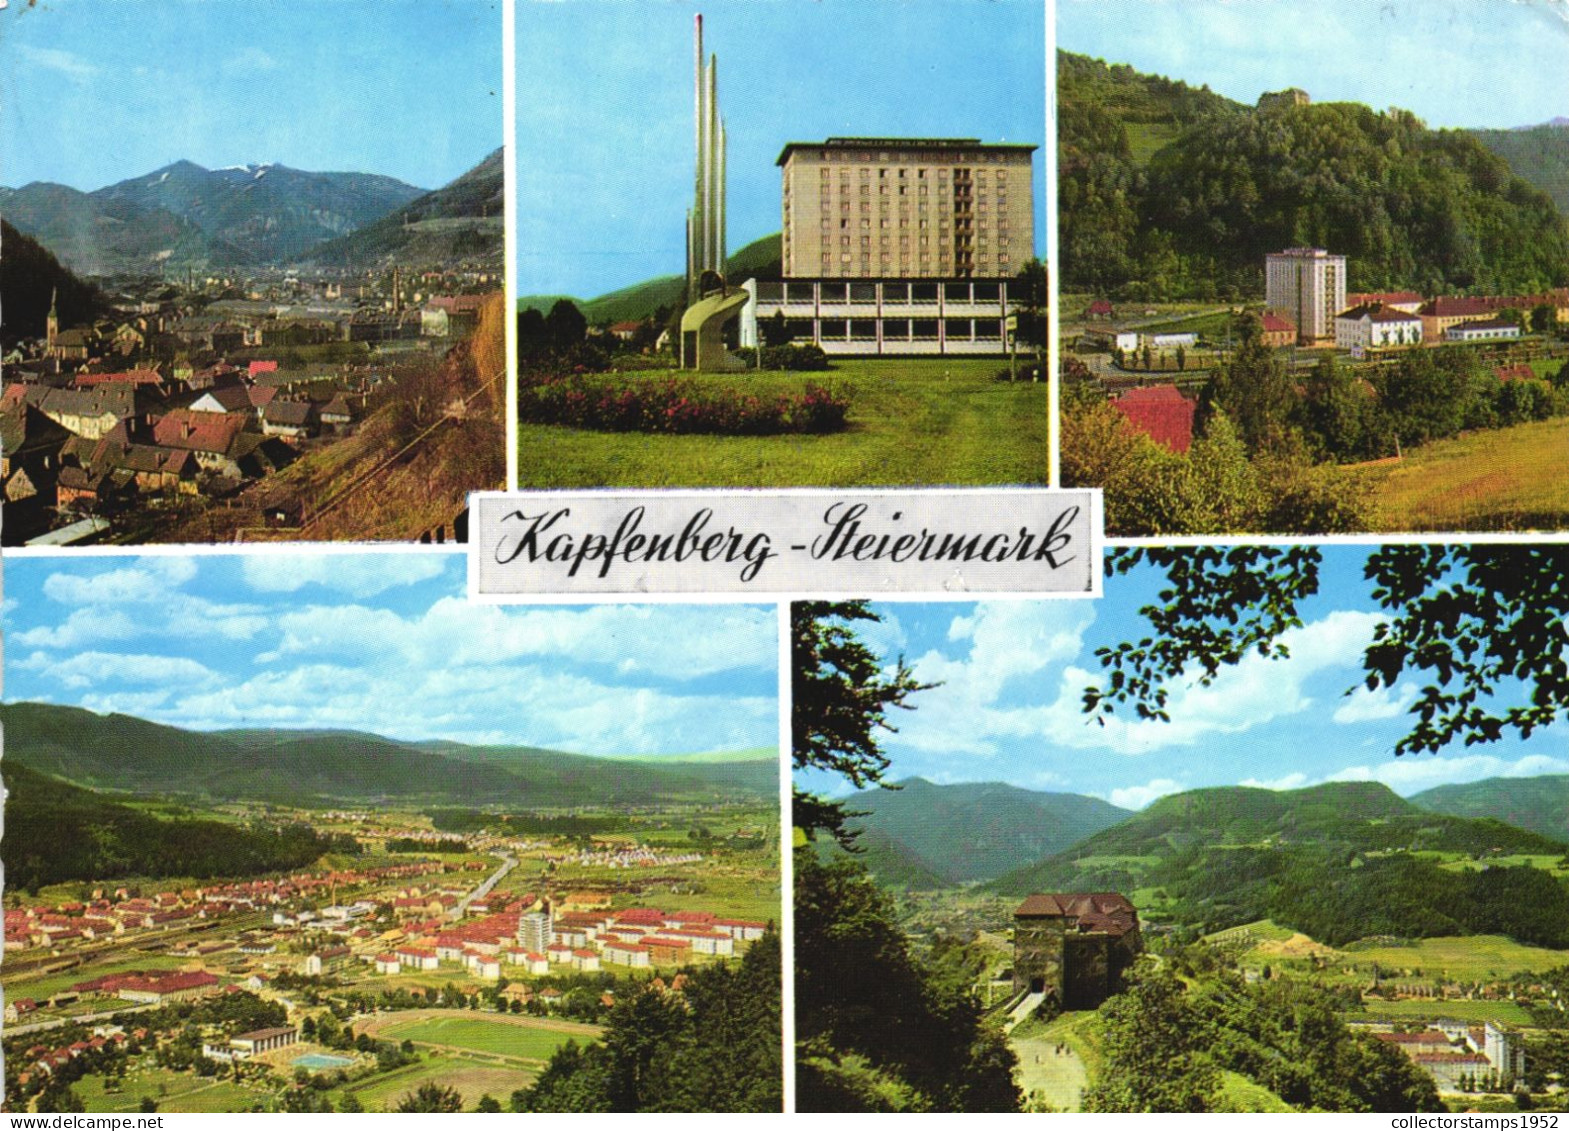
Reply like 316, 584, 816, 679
1329, 751, 1569, 795
42, 558, 197, 606
13, 650, 217, 691
240, 553, 449, 598
1107, 778, 1186, 810
1238, 772, 1310, 792
1333, 681, 1418, 725
18, 44, 100, 82
1065, 609, 1386, 755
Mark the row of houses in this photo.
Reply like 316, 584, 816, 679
1370, 1020, 1524, 1092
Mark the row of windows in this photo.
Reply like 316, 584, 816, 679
811, 149, 1020, 164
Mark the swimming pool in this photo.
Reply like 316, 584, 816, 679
292, 1053, 355, 1071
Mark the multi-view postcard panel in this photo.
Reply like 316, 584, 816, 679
1, 0, 505, 547
1, 550, 783, 1113
515, 0, 1049, 490
1057, 0, 1569, 536
792, 544, 1569, 1113
7, 0, 1569, 1118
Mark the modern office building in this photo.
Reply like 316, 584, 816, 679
1264, 248, 1347, 345
746, 137, 1038, 356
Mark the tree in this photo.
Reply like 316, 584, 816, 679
1013, 259, 1049, 354
792, 601, 934, 846
1530, 303, 1556, 335
476, 1094, 503, 1112
1085, 545, 1569, 756
396, 1082, 464, 1113
1082, 964, 1218, 1112
761, 310, 794, 350
545, 299, 588, 353
337, 1091, 364, 1113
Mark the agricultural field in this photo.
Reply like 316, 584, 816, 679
1344, 415, 1569, 532
516, 357, 1048, 488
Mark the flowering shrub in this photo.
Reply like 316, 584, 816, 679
520, 371, 850, 435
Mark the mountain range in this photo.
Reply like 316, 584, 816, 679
303, 147, 505, 268
821, 777, 1130, 886
1411, 774, 1569, 844
0, 701, 776, 809
0, 153, 498, 276
987, 780, 1569, 947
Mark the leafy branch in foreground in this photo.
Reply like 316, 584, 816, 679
1084, 545, 1569, 756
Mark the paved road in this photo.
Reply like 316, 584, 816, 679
453, 852, 518, 918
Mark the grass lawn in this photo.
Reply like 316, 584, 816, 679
1217, 1070, 1294, 1113
516, 357, 1047, 487
75, 1067, 259, 1114
333, 1052, 533, 1112
380, 1016, 585, 1061
1344, 416, 1569, 531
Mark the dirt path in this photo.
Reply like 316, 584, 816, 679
1012, 1033, 1086, 1112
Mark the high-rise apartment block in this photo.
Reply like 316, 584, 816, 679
1265, 248, 1346, 345
779, 138, 1035, 280
518, 910, 552, 953
747, 137, 1038, 356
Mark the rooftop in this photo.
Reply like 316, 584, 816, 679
777, 136, 1038, 165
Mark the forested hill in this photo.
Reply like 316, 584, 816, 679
1412, 774, 1569, 844
988, 780, 1569, 947
1469, 124, 1569, 215
1, 761, 355, 894
0, 218, 108, 346
0, 701, 775, 808
1058, 50, 1569, 300
818, 777, 1131, 886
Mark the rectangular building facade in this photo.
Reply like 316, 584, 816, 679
1265, 248, 1346, 345
752, 137, 1037, 356
779, 138, 1035, 280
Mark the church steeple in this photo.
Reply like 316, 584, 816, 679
46, 287, 59, 347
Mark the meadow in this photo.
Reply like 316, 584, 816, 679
1344, 415, 1569, 532
516, 357, 1047, 488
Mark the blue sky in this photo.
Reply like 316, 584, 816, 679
3, 552, 777, 756
1060, 0, 1569, 130
0, 0, 501, 192
517, 0, 1046, 299
798, 548, 1569, 810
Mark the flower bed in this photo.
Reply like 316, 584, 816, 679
519, 371, 850, 435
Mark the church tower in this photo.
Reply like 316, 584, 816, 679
46, 287, 59, 348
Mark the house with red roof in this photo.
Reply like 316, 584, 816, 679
1260, 312, 1296, 348
1111, 385, 1195, 454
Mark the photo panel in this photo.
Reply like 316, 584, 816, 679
1, 0, 506, 547
1055, 0, 1569, 536
0, 548, 783, 1113
791, 544, 1569, 1112
515, 0, 1049, 490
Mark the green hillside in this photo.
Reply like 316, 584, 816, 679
1, 761, 353, 893
521, 233, 782, 326
0, 701, 776, 808
838, 777, 1131, 884
1412, 774, 1569, 843
988, 780, 1569, 947
1058, 49, 1569, 299
1470, 124, 1569, 215
303, 148, 504, 268
813, 824, 956, 891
